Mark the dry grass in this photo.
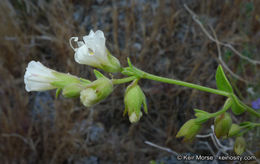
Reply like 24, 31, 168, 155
0, 0, 259, 163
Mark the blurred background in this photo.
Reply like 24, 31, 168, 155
0, 0, 260, 163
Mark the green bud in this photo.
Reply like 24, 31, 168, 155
228, 124, 242, 137
176, 119, 202, 142
80, 76, 113, 107
234, 136, 246, 155
124, 80, 147, 123
214, 112, 232, 138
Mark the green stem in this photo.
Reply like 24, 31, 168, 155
253, 123, 260, 127
121, 66, 260, 118
112, 76, 136, 85
210, 98, 232, 117
133, 67, 230, 97
244, 104, 260, 118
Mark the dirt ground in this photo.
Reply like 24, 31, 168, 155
0, 0, 259, 163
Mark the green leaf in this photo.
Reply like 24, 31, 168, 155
231, 94, 246, 115
93, 69, 105, 79
194, 109, 211, 124
194, 109, 209, 117
127, 57, 133, 68
215, 65, 233, 93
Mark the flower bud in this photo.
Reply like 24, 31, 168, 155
124, 80, 147, 123
80, 77, 113, 107
70, 30, 121, 73
214, 112, 232, 138
228, 124, 241, 137
234, 136, 246, 155
176, 119, 202, 142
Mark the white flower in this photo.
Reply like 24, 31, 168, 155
70, 30, 107, 67
129, 112, 143, 123
70, 30, 121, 73
24, 61, 58, 92
80, 88, 98, 107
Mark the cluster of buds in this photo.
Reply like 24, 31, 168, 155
24, 60, 114, 107
24, 30, 147, 123
24, 30, 120, 108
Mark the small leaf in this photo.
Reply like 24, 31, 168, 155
79, 78, 91, 84
194, 109, 211, 124
56, 88, 62, 98
195, 117, 209, 124
215, 65, 233, 93
93, 69, 105, 79
121, 67, 135, 76
231, 94, 246, 115
127, 57, 133, 68
194, 109, 210, 117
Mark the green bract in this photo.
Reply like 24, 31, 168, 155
176, 119, 202, 142
101, 50, 121, 73
194, 109, 211, 124
230, 94, 246, 115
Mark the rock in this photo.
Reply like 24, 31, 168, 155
72, 156, 99, 164
69, 120, 105, 146
31, 91, 55, 123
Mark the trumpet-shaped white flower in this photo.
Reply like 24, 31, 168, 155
24, 61, 90, 96
70, 30, 121, 73
24, 61, 58, 92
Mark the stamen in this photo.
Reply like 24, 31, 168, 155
88, 48, 95, 56
69, 37, 78, 51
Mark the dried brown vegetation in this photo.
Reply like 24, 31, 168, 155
0, 0, 259, 163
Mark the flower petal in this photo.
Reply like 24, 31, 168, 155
24, 61, 57, 92
74, 45, 100, 67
